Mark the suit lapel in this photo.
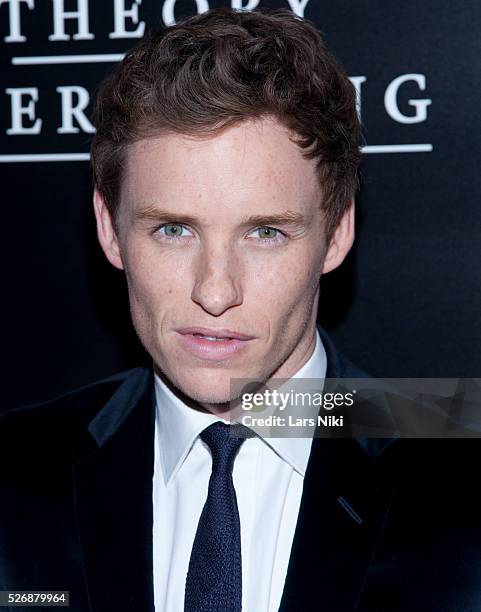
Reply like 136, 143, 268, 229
279, 326, 396, 611
278, 436, 395, 611
72, 368, 156, 612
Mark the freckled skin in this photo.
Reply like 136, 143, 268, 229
94, 117, 354, 415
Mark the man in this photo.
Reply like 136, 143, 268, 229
2, 7, 481, 612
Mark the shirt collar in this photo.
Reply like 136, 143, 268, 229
155, 328, 327, 484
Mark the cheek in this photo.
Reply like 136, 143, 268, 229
122, 241, 186, 322
247, 249, 321, 319
124, 236, 184, 287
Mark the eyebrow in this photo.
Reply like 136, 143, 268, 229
134, 206, 308, 228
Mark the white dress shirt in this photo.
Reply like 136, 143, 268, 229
152, 329, 327, 612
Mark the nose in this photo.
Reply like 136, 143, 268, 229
191, 242, 243, 316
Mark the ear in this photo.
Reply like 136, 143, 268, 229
93, 189, 124, 270
322, 199, 355, 274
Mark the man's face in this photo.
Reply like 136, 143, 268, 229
95, 117, 353, 410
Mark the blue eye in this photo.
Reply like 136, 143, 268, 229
157, 223, 193, 239
257, 227, 278, 239
249, 227, 285, 243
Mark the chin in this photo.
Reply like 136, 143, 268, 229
156, 349, 266, 405
177, 375, 235, 405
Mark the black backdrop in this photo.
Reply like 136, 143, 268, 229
1, 0, 480, 410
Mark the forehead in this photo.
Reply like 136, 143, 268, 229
121, 117, 321, 216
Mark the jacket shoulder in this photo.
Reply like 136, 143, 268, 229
0, 368, 149, 461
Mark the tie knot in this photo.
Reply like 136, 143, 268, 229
200, 422, 250, 472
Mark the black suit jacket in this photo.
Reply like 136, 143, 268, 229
2, 327, 481, 611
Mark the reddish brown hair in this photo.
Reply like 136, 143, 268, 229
90, 7, 361, 240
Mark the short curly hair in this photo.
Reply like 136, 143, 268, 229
90, 7, 361, 241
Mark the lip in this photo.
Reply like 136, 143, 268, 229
175, 327, 255, 361
176, 327, 255, 341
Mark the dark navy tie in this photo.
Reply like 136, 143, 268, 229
184, 422, 247, 612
